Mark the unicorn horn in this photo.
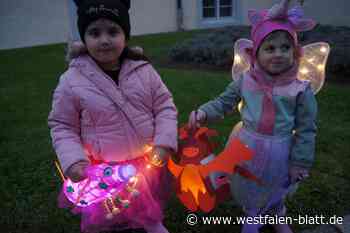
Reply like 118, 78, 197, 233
267, 0, 290, 19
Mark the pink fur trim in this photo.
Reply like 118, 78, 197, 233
66, 41, 88, 62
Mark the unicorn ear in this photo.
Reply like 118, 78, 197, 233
248, 10, 265, 26
288, 6, 317, 32
294, 19, 317, 32
120, 0, 131, 10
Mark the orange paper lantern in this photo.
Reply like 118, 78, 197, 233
168, 125, 258, 212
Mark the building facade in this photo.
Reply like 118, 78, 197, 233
0, 0, 349, 50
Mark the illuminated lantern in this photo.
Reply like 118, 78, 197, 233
55, 162, 140, 219
168, 125, 258, 212
62, 164, 138, 207
55, 146, 161, 219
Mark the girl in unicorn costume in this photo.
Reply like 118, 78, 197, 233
189, 0, 330, 232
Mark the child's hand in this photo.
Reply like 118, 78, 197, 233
188, 110, 206, 129
66, 160, 89, 182
148, 146, 171, 167
289, 165, 309, 184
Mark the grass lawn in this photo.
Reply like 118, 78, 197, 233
1, 30, 349, 233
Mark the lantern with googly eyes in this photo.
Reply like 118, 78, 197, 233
55, 161, 140, 219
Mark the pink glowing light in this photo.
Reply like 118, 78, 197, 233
63, 163, 138, 207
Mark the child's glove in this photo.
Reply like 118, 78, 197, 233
148, 146, 171, 167
289, 165, 309, 184
188, 110, 207, 130
66, 160, 90, 182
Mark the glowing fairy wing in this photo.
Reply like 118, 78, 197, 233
298, 42, 330, 94
232, 39, 253, 81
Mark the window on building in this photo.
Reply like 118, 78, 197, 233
202, 0, 233, 19
203, 0, 216, 18
219, 0, 232, 17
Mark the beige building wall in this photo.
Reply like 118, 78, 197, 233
1, 0, 349, 50
130, 0, 178, 35
302, 0, 349, 26
0, 0, 69, 50
0, 0, 178, 50
182, 0, 199, 30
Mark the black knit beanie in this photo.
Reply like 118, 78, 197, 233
73, 0, 131, 42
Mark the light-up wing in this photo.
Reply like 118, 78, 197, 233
232, 39, 253, 81
298, 42, 330, 94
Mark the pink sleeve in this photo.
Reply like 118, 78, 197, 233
48, 74, 88, 174
148, 67, 178, 152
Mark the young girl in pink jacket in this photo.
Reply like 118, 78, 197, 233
48, 0, 177, 232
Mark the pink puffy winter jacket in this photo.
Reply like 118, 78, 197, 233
48, 49, 177, 174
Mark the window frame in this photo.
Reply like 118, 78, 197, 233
201, 0, 235, 20
198, 0, 241, 28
